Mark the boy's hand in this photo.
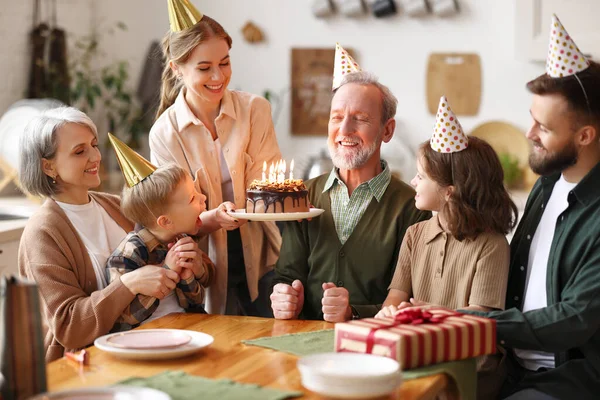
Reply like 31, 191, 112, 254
164, 242, 183, 274
168, 236, 206, 280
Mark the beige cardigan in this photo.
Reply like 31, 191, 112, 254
149, 89, 282, 314
18, 192, 135, 362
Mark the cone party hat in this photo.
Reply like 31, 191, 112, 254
546, 14, 590, 78
430, 96, 468, 153
168, 0, 203, 33
108, 133, 157, 187
332, 42, 362, 90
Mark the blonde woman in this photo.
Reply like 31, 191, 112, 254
149, 2, 281, 316
18, 107, 180, 361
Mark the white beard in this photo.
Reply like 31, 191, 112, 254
328, 135, 380, 170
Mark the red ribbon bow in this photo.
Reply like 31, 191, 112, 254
391, 308, 448, 325
365, 308, 453, 354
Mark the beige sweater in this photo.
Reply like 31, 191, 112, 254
18, 192, 135, 362
389, 215, 510, 310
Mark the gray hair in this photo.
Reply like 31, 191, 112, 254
335, 71, 398, 124
19, 106, 98, 197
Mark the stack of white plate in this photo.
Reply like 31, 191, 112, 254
297, 352, 403, 399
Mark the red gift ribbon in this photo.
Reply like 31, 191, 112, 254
365, 308, 456, 354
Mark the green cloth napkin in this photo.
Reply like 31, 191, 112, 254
241, 329, 335, 356
242, 329, 476, 400
118, 370, 302, 400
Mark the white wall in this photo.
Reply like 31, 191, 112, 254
1, 0, 545, 179
0, 0, 93, 114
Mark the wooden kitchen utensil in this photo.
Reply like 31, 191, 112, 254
426, 53, 481, 115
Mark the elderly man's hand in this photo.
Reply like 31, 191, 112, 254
321, 282, 352, 322
271, 280, 304, 320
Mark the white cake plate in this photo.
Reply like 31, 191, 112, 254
227, 208, 325, 222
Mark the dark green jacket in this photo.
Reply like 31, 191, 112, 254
468, 161, 600, 399
274, 173, 431, 320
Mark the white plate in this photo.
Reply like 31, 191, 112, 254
297, 352, 403, 399
94, 329, 213, 361
227, 208, 325, 221
29, 386, 171, 400
105, 329, 192, 350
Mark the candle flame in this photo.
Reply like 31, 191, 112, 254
263, 161, 267, 172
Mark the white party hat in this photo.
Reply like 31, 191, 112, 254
430, 96, 468, 153
332, 42, 362, 90
546, 14, 590, 78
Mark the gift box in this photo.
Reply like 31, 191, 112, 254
334, 308, 496, 369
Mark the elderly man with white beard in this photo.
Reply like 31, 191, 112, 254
271, 71, 431, 322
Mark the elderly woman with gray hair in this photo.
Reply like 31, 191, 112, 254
18, 106, 181, 362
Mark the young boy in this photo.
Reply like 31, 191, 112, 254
106, 133, 215, 331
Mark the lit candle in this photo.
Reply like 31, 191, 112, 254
269, 163, 275, 183
262, 161, 267, 182
277, 160, 285, 183
289, 159, 294, 180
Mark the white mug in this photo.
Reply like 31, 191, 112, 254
400, 0, 430, 17
337, 0, 365, 17
312, 0, 335, 18
430, 0, 458, 17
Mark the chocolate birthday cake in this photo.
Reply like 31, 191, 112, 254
246, 179, 309, 213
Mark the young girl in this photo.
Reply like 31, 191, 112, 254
376, 96, 518, 318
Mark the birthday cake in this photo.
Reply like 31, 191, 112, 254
246, 179, 309, 213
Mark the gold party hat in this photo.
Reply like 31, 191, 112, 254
108, 133, 157, 187
168, 0, 203, 32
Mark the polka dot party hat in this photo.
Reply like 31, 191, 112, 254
546, 14, 590, 78
333, 43, 362, 90
430, 96, 468, 153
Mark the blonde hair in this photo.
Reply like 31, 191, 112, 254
121, 164, 189, 228
155, 15, 232, 120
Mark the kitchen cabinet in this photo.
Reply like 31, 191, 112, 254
0, 238, 19, 278
516, 0, 600, 61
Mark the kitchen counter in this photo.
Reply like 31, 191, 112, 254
0, 196, 41, 242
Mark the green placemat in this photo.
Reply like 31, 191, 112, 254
242, 329, 335, 356
404, 358, 476, 400
118, 370, 302, 400
242, 329, 476, 400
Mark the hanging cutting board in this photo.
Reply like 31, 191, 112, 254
426, 53, 481, 115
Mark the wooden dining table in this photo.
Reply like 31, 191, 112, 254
47, 313, 457, 399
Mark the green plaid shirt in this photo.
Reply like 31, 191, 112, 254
323, 161, 392, 244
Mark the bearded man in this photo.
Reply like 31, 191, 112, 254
270, 71, 430, 322
459, 17, 600, 399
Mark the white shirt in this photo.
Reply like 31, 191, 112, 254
142, 291, 183, 324
56, 198, 127, 289
514, 175, 577, 371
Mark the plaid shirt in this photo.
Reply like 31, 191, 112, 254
323, 160, 392, 244
106, 226, 215, 332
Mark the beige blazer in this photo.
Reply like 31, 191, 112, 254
149, 89, 282, 314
